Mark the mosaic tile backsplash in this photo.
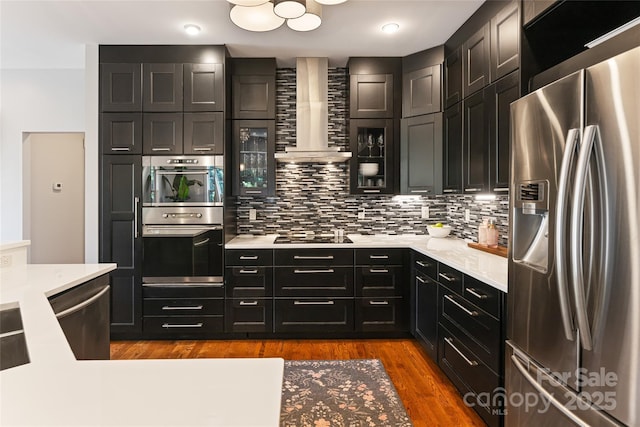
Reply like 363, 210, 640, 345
233, 68, 510, 248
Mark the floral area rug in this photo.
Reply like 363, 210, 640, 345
280, 359, 413, 427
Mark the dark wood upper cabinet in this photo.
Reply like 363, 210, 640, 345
523, 0, 559, 26
444, 48, 463, 109
402, 65, 441, 118
184, 63, 224, 112
143, 63, 183, 112
490, 1, 520, 82
350, 74, 394, 118
184, 112, 224, 155
400, 113, 442, 195
462, 23, 490, 98
443, 103, 463, 195
100, 113, 142, 154
463, 90, 489, 194
143, 113, 183, 155
100, 63, 142, 112
487, 71, 519, 192
232, 75, 276, 119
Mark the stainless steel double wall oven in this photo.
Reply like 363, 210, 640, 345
141, 155, 224, 287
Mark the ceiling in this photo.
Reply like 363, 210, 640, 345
0, 0, 484, 69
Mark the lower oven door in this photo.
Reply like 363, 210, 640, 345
142, 226, 223, 283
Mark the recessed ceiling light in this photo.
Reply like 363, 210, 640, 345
184, 24, 201, 36
381, 23, 399, 34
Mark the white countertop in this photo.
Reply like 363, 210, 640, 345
0, 263, 284, 427
226, 234, 508, 293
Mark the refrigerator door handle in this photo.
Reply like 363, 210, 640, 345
555, 128, 580, 341
570, 125, 601, 351
510, 354, 588, 426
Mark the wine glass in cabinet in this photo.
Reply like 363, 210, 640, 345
350, 118, 394, 195
233, 120, 275, 196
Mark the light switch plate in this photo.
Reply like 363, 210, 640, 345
249, 209, 257, 221
464, 209, 471, 222
421, 206, 429, 219
358, 210, 365, 220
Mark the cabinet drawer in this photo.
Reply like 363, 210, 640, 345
143, 298, 223, 316
225, 299, 273, 333
437, 263, 463, 294
356, 297, 407, 332
355, 266, 404, 297
355, 248, 404, 265
274, 299, 354, 333
440, 292, 501, 372
225, 267, 273, 298
226, 249, 273, 266
143, 316, 223, 336
142, 284, 224, 298
275, 267, 354, 297
274, 249, 353, 266
463, 275, 501, 319
414, 252, 437, 281
439, 326, 501, 427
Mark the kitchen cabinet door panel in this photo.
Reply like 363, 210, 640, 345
100, 63, 142, 112
183, 112, 224, 155
101, 113, 143, 154
491, 1, 520, 82
463, 24, 490, 98
443, 104, 463, 194
444, 48, 463, 109
400, 113, 442, 195
350, 74, 394, 118
225, 299, 273, 333
274, 299, 354, 333
184, 63, 224, 112
356, 297, 406, 332
488, 71, 519, 192
233, 75, 276, 119
463, 90, 489, 194
143, 113, 183, 155
143, 63, 183, 112
403, 65, 441, 117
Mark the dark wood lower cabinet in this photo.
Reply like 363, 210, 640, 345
274, 299, 354, 333
355, 297, 406, 332
225, 298, 273, 333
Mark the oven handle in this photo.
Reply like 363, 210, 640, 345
193, 238, 210, 247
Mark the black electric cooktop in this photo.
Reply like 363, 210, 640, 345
274, 235, 353, 244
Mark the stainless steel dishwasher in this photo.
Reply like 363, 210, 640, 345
0, 306, 30, 371
48, 274, 111, 360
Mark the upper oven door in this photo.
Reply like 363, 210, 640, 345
142, 156, 223, 207
142, 226, 223, 283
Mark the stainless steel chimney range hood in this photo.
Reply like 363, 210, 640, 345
274, 57, 352, 163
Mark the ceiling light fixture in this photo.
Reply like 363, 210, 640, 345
274, 0, 306, 19
183, 24, 201, 36
230, 2, 285, 32
381, 22, 399, 34
227, 0, 347, 32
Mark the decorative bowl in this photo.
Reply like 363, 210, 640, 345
359, 162, 379, 177
427, 225, 452, 238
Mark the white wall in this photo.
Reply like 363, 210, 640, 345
0, 44, 100, 262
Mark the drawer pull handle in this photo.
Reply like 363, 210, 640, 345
239, 255, 259, 260
161, 305, 203, 311
193, 147, 213, 151
293, 255, 334, 260
466, 288, 488, 300
193, 238, 210, 247
110, 147, 131, 152
445, 294, 478, 317
293, 300, 335, 306
363, 189, 381, 193
151, 148, 171, 152
369, 300, 389, 306
369, 268, 389, 273
416, 260, 431, 268
239, 269, 258, 274
410, 189, 430, 193
416, 276, 428, 284
294, 269, 335, 274
445, 337, 478, 366
161, 323, 203, 328
369, 255, 389, 259
239, 301, 259, 306
438, 273, 457, 282
245, 190, 263, 194
464, 188, 482, 192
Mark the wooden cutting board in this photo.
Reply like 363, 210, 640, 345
467, 242, 508, 258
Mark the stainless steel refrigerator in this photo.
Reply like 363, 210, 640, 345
506, 46, 639, 426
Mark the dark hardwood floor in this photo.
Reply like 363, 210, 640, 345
111, 339, 485, 427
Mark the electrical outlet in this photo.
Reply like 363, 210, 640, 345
464, 209, 471, 222
421, 206, 430, 219
0, 255, 12, 268
358, 209, 366, 220
249, 209, 257, 221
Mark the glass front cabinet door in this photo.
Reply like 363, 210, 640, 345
233, 120, 276, 196
350, 118, 394, 195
